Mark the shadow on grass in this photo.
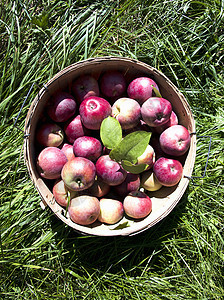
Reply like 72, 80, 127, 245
48, 187, 191, 275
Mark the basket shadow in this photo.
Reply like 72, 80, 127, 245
48, 187, 190, 275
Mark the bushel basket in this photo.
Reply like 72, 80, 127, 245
24, 56, 197, 236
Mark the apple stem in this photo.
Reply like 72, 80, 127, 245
152, 85, 162, 98
156, 113, 163, 120
76, 178, 82, 188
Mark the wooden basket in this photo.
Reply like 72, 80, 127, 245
24, 56, 197, 236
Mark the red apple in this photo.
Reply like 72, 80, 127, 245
53, 179, 76, 207
141, 97, 172, 127
68, 195, 100, 225
159, 124, 191, 156
72, 74, 99, 103
64, 115, 90, 144
79, 96, 112, 130
98, 198, 124, 224
123, 190, 152, 219
60, 143, 75, 161
85, 177, 110, 198
95, 155, 127, 186
61, 157, 96, 191
99, 70, 126, 99
47, 91, 77, 123
137, 144, 155, 170
153, 157, 183, 187
37, 147, 68, 180
111, 98, 141, 130
113, 172, 140, 197
140, 170, 162, 191
36, 122, 64, 147
73, 136, 102, 162
152, 111, 178, 134
127, 77, 160, 104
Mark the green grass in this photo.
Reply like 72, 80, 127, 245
0, 0, 223, 299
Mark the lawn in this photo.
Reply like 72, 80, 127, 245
0, 0, 223, 299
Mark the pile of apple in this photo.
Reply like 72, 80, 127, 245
35, 70, 191, 227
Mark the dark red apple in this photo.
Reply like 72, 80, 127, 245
159, 124, 191, 156
99, 70, 126, 99
36, 122, 64, 147
47, 92, 77, 123
61, 157, 96, 191
37, 147, 68, 180
73, 136, 102, 162
153, 157, 183, 187
123, 190, 152, 219
64, 115, 90, 144
72, 74, 99, 103
113, 172, 140, 197
68, 195, 100, 225
127, 77, 160, 104
79, 96, 112, 130
95, 155, 127, 186
141, 97, 172, 127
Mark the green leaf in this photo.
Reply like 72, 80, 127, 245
108, 216, 134, 230
109, 131, 151, 164
110, 221, 130, 230
100, 116, 122, 149
121, 160, 149, 174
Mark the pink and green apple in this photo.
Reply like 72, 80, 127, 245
53, 179, 76, 207
111, 97, 141, 130
123, 190, 152, 219
68, 195, 100, 225
137, 144, 155, 170
61, 157, 96, 191
98, 198, 124, 224
36, 122, 64, 147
